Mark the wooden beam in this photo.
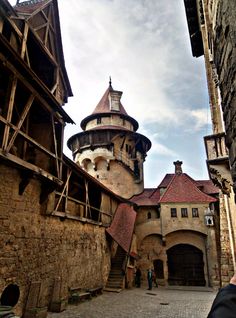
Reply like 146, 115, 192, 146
2, 76, 17, 150
51, 113, 60, 178
0, 114, 58, 160
0, 15, 4, 33
6, 94, 34, 153
54, 169, 72, 212
21, 22, 29, 59
0, 52, 65, 125
0, 150, 63, 186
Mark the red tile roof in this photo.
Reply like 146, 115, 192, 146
15, 0, 48, 14
106, 203, 136, 252
92, 86, 128, 116
195, 180, 219, 195
158, 174, 174, 188
80, 85, 139, 131
131, 188, 160, 206
159, 173, 217, 203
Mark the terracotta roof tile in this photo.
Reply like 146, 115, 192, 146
195, 180, 219, 195
15, 0, 48, 14
158, 174, 174, 188
92, 86, 128, 116
131, 188, 159, 206
159, 173, 217, 203
106, 203, 136, 252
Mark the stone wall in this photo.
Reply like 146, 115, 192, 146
213, 0, 236, 194
0, 164, 111, 316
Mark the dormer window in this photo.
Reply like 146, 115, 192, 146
109, 91, 122, 111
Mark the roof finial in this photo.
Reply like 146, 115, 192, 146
109, 76, 112, 87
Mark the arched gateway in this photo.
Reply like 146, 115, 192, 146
167, 244, 206, 286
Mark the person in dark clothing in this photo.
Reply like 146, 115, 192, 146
135, 267, 142, 288
207, 274, 236, 318
147, 268, 153, 290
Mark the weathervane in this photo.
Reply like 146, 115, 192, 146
109, 76, 112, 87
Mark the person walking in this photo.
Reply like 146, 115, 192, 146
147, 268, 153, 290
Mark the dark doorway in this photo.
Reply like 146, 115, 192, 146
167, 244, 206, 286
0, 284, 20, 307
153, 259, 164, 279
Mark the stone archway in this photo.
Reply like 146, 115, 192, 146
167, 244, 206, 286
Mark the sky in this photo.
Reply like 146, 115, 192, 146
10, 0, 213, 188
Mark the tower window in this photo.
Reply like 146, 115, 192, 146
181, 208, 188, 218
97, 118, 101, 124
171, 208, 177, 217
192, 208, 199, 217
147, 212, 151, 219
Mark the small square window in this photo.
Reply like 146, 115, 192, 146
192, 208, 199, 217
181, 208, 188, 217
171, 208, 177, 217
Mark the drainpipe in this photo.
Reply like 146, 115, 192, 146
204, 233, 211, 287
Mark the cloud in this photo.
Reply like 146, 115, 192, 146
7, 0, 211, 186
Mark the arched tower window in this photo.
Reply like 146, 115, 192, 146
147, 212, 151, 219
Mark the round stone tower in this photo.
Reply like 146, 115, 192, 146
67, 81, 151, 199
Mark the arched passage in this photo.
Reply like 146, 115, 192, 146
167, 244, 206, 286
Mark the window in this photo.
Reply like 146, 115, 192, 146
156, 208, 160, 219
192, 208, 199, 217
147, 212, 151, 219
97, 118, 101, 124
171, 208, 177, 218
181, 208, 188, 218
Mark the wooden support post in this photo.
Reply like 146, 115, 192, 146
21, 22, 29, 59
54, 169, 72, 212
6, 94, 34, 153
51, 113, 60, 178
0, 15, 4, 33
2, 76, 17, 150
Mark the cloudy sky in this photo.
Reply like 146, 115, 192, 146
11, 0, 213, 187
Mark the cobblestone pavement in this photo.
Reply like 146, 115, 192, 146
48, 286, 216, 318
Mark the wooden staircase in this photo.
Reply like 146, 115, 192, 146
105, 246, 127, 292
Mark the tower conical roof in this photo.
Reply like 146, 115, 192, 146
80, 83, 139, 131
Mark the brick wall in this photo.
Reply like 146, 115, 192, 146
0, 164, 111, 316
213, 0, 236, 194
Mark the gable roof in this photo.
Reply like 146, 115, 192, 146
159, 173, 217, 203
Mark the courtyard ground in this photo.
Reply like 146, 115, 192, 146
48, 285, 217, 318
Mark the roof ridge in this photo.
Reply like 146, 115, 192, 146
159, 173, 216, 203
158, 173, 176, 201
183, 173, 216, 199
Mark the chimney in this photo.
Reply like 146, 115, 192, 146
174, 160, 183, 175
